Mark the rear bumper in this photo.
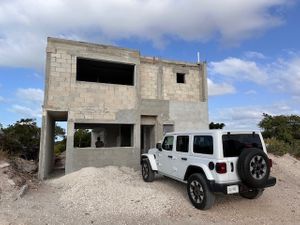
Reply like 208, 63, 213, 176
208, 176, 277, 194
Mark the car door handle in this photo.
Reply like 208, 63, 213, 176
230, 162, 234, 172
181, 157, 187, 161
168, 155, 173, 159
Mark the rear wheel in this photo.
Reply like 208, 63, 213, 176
240, 189, 264, 199
187, 173, 215, 210
141, 159, 154, 182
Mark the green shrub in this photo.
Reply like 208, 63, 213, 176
54, 139, 66, 156
291, 140, 300, 158
265, 138, 292, 156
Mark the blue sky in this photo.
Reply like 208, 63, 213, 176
0, 0, 300, 129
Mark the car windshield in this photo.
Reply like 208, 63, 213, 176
222, 134, 263, 157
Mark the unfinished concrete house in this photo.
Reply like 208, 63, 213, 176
38, 37, 208, 179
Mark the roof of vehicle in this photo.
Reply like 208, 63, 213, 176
165, 130, 261, 136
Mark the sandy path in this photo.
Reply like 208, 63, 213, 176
0, 154, 299, 225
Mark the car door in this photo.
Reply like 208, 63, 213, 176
172, 135, 190, 180
157, 135, 174, 175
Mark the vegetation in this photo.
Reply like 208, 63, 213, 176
259, 113, 300, 158
209, 122, 225, 129
0, 118, 68, 161
0, 119, 40, 160
74, 129, 91, 148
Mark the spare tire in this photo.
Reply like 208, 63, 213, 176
237, 148, 270, 188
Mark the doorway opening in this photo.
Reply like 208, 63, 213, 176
140, 115, 156, 154
41, 111, 68, 179
141, 125, 155, 154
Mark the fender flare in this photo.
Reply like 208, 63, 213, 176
141, 154, 158, 171
184, 164, 214, 181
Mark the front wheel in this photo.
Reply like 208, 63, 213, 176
141, 159, 155, 182
240, 189, 264, 199
187, 173, 215, 210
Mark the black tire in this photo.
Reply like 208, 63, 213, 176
187, 173, 215, 210
141, 159, 155, 182
240, 189, 264, 199
238, 148, 270, 188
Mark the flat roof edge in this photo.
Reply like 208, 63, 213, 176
47, 37, 140, 54
47, 37, 204, 66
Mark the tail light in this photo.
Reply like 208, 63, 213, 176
269, 159, 273, 168
216, 162, 227, 174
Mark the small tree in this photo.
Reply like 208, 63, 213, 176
259, 113, 300, 157
74, 129, 91, 148
54, 124, 66, 156
1, 118, 40, 160
258, 113, 300, 143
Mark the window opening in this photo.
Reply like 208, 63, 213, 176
77, 58, 134, 85
176, 73, 185, 83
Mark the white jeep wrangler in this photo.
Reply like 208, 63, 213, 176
141, 130, 276, 210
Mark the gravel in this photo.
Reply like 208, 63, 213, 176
48, 166, 174, 217
0, 154, 299, 225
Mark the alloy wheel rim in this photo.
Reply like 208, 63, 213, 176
189, 180, 204, 203
250, 155, 267, 180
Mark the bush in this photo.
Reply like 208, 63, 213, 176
265, 138, 292, 156
0, 119, 40, 160
291, 140, 300, 158
54, 139, 66, 156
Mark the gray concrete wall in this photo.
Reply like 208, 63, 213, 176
68, 147, 140, 172
169, 101, 209, 131
39, 37, 209, 178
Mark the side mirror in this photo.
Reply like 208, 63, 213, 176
156, 143, 162, 151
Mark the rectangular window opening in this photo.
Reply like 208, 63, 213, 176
222, 134, 263, 157
74, 123, 134, 148
162, 136, 174, 151
76, 58, 134, 86
193, 136, 213, 155
176, 73, 185, 83
176, 136, 189, 152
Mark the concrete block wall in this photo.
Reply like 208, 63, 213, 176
45, 38, 140, 121
39, 37, 209, 178
162, 66, 202, 102
140, 63, 158, 99
139, 57, 204, 103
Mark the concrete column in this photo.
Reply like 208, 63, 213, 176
38, 112, 47, 179
65, 120, 75, 174
38, 111, 55, 179
201, 62, 208, 102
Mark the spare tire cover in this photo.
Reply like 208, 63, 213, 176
237, 148, 270, 188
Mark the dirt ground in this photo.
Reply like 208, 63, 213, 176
0, 154, 299, 225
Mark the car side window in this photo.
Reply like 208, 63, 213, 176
162, 136, 174, 151
193, 136, 213, 154
176, 136, 189, 153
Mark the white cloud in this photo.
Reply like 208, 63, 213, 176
207, 78, 235, 96
0, 0, 291, 68
7, 88, 44, 118
244, 51, 266, 59
209, 57, 268, 84
209, 52, 300, 97
16, 88, 44, 103
210, 103, 299, 130
9, 104, 41, 118
0, 96, 4, 103
271, 57, 300, 96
